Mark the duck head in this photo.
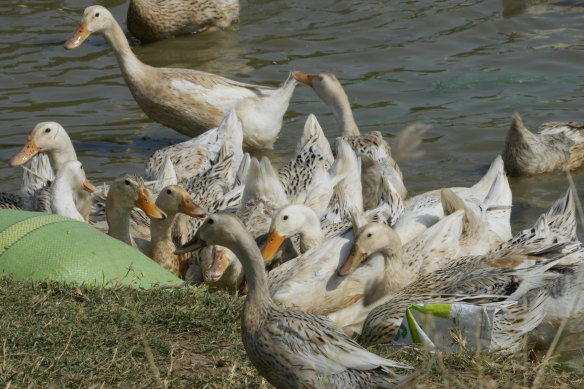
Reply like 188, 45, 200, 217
337, 222, 402, 277
64, 5, 115, 49
10, 122, 74, 167
155, 185, 206, 218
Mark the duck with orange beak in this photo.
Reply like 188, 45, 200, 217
98, 174, 166, 247
64, 5, 296, 150
141, 185, 206, 276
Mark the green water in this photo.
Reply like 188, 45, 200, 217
1, 0, 584, 233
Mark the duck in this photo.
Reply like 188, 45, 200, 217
8, 122, 93, 218
262, 138, 402, 263
1, 154, 53, 212
394, 155, 512, 245
126, 0, 240, 43
194, 155, 291, 291
265, 201, 464, 318
145, 108, 243, 183
138, 185, 206, 276
293, 71, 408, 201
50, 160, 97, 221
358, 188, 578, 346
502, 112, 584, 176
64, 6, 296, 150
277, 114, 334, 199
174, 213, 416, 388
92, 175, 167, 247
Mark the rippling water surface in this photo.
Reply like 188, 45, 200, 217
1, 0, 584, 233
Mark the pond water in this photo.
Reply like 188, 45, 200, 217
1, 0, 584, 235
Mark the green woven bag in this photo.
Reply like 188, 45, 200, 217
0, 209, 183, 288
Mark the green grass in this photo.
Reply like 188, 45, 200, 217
0, 276, 581, 388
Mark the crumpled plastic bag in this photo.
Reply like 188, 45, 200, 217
392, 303, 501, 353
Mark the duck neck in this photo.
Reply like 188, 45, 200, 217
381, 245, 413, 292
106, 197, 133, 245
101, 20, 145, 77
149, 211, 175, 247
52, 180, 83, 221
328, 92, 359, 136
298, 212, 326, 253
48, 142, 77, 171
231, 233, 274, 311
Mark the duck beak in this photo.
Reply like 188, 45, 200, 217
293, 71, 317, 87
64, 23, 91, 50
179, 196, 206, 218
206, 247, 230, 282
10, 138, 40, 167
337, 244, 368, 277
261, 229, 285, 263
83, 179, 97, 193
135, 188, 166, 220
175, 232, 206, 254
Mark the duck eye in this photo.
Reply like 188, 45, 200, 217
208, 218, 214, 225
166, 189, 172, 195
367, 233, 372, 238
283, 215, 288, 221
124, 179, 130, 186
45, 128, 51, 133
95, 12, 100, 17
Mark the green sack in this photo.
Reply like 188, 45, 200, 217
0, 209, 183, 288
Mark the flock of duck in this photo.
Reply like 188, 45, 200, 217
3, 2, 584, 388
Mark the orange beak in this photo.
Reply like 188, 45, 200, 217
83, 179, 97, 193
337, 244, 368, 277
135, 189, 166, 220
179, 196, 206, 219
261, 229, 286, 263
293, 71, 317, 87
64, 23, 91, 50
10, 138, 40, 167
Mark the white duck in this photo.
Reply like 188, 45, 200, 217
394, 155, 512, 245
9, 122, 92, 218
65, 6, 296, 150
50, 160, 97, 221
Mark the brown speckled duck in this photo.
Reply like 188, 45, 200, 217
175, 213, 416, 389
503, 112, 584, 176
127, 0, 240, 42
65, 6, 296, 150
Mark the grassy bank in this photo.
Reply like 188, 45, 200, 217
0, 276, 581, 388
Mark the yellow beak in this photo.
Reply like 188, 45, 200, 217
64, 23, 91, 50
261, 229, 285, 263
135, 189, 166, 220
293, 71, 317, 87
83, 179, 97, 193
10, 138, 40, 167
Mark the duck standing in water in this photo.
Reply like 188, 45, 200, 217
503, 112, 584, 176
64, 5, 296, 150
127, 0, 240, 42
